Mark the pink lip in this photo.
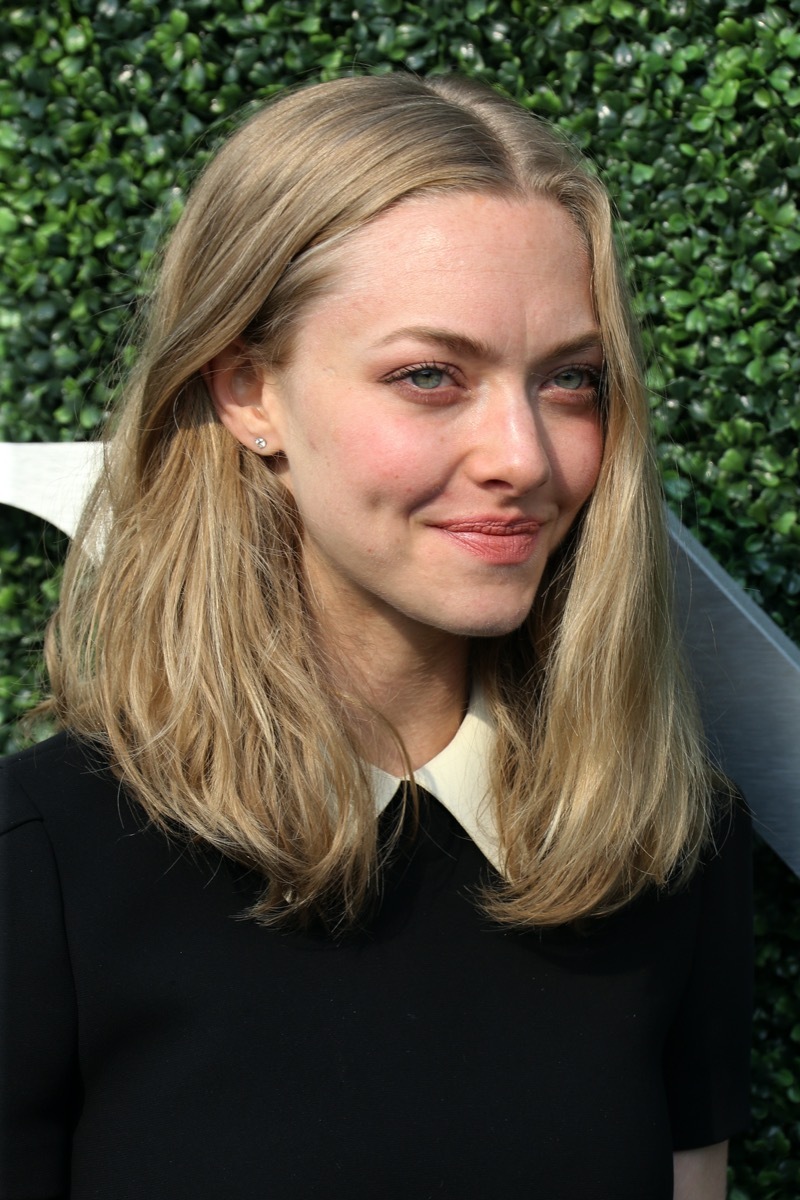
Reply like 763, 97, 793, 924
433, 518, 542, 565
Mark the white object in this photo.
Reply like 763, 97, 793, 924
0, 441, 103, 536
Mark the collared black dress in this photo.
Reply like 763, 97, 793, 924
1, 732, 752, 1200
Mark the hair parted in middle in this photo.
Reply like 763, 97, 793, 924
47, 72, 714, 930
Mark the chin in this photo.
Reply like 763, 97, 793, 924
432, 604, 535, 640
462, 616, 532, 639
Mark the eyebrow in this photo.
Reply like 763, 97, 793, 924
374, 325, 604, 366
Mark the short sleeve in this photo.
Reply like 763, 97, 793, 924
0, 768, 79, 1199
663, 795, 754, 1149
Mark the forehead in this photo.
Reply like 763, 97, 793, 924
297, 192, 596, 352
335, 191, 586, 277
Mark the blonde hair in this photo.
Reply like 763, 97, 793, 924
46, 74, 715, 929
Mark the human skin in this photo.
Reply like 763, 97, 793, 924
211, 192, 604, 722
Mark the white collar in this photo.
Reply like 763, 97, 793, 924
368, 689, 502, 873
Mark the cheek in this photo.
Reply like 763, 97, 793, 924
338, 418, 450, 506
581, 426, 605, 497
554, 418, 604, 508
286, 423, 431, 522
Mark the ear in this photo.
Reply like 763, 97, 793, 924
203, 342, 285, 456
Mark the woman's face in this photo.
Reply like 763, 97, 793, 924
252, 192, 604, 648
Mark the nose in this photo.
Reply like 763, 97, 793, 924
467, 384, 552, 496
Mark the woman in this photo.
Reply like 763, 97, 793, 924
1, 74, 751, 1199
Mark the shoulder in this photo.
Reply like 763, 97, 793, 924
666, 783, 753, 937
1, 731, 236, 914
0, 730, 126, 837
699, 783, 752, 882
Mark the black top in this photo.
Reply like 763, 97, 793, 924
1, 732, 752, 1200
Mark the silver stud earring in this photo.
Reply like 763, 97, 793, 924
254, 437, 267, 450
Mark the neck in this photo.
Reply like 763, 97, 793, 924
317, 616, 471, 775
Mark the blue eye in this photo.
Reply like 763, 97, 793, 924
553, 367, 590, 390
382, 360, 463, 404
408, 367, 446, 390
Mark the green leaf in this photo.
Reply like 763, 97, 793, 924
719, 448, 747, 473
687, 108, 715, 132
0, 206, 19, 235
466, 0, 489, 19
774, 511, 797, 536
62, 24, 91, 54
169, 9, 190, 34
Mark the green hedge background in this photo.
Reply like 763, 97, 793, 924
1, 0, 798, 1192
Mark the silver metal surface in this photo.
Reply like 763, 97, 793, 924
669, 510, 800, 871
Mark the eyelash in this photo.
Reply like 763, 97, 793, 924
383, 361, 461, 390
545, 363, 604, 400
383, 360, 604, 404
